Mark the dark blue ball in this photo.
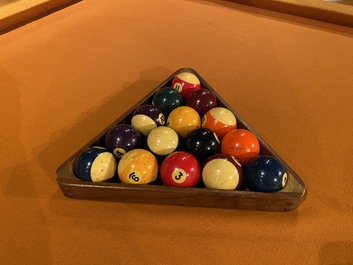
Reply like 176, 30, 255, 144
243, 155, 287, 192
73, 147, 117, 182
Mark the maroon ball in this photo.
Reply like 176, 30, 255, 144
104, 124, 142, 159
185, 89, 217, 117
202, 153, 243, 190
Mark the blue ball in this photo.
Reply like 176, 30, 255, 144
73, 147, 117, 182
243, 155, 288, 192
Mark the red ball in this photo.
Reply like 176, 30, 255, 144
160, 151, 200, 187
171, 71, 201, 98
221, 129, 260, 165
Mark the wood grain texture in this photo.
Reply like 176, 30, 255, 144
226, 0, 353, 27
0, 0, 80, 33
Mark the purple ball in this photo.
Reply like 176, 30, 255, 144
131, 104, 166, 136
104, 124, 142, 158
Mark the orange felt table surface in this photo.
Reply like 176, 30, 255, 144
1, 1, 353, 264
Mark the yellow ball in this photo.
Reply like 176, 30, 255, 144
167, 106, 201, 138
118, 149, 158, 184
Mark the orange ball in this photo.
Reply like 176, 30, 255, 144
202, 107, 237, 138
167, 106, 201, 138
221, 129, 260, 165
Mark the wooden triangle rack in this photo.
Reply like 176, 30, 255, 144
56, 68, 306, 212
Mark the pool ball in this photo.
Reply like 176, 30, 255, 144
184, 128, 221, 163
131, 104, 165, 136
160, 151, 200, 187
152, 87, 184, 116
167, 106, 201, 138
73, 147, 117, 182
202, 153, 243, 190
147, 126, 179, 156
221, 129, 260, 165
243, 155, 288, 192
118, 149, 158, 184
185, 88, 217, 117
104, 124, 142, 159
202, 107, 237, 139
171, 71, 201, 98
